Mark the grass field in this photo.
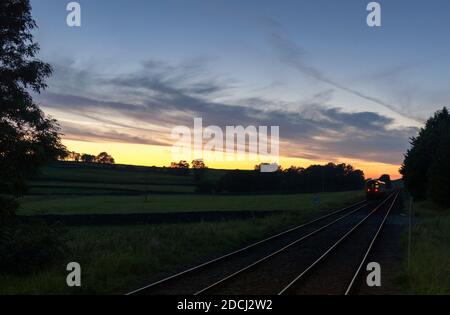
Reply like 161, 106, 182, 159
27, 161, 199, 195
397, 199, 450, 294
0, 215, 297, 294
19, 190, 363, 215
32, 162, 197, 185
1, 195, 362, 294
27, 181, 196, 195
0, 161, 366, 294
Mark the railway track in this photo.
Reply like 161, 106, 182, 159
126, 192, 398, 295
278, 191, 399, 295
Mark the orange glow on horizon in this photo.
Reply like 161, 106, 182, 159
62, 139, 402, 180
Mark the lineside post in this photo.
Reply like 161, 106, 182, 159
407, 196, 413, 270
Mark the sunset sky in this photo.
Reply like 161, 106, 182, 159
29, 0, 450, 179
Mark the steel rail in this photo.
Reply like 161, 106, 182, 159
344, 192, 399, 295
277, 191, 397, 295
125, 199, 366, 295
194, 201, 371, 295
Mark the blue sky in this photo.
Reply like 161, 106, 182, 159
28, 0, 450, 175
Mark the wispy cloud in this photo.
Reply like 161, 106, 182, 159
264, 17, 424, 124
37, 57, 417, 165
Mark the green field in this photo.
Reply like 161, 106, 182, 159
20, 162, 364, 215
27, 181, 196, 195
19, 191, 363, 215
1, 161, 366, 294
398, 199, 450, 294
26, 162, 199, 196
0, 215, 298, 294
2, 196, 363, 294
32, 162, 197, 185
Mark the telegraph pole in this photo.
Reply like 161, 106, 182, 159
408, 196, 413, 270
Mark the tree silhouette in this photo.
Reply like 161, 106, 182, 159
169, 160, 190, 175
96, 152, 115, 164
80, 154, 96, 163
219, 163, 364, 193
192, 159, 206, 169
400, 107, 450, 202
379, 174, 392, 189
67, 151, 81, 162
192, 159, 207, 182
0, 0, 66, 196
170, 160, 190, 169
0, 0, 66, 274
427, 124, 450, 207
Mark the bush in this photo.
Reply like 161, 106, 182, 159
0, 220, 67, 274
0, 196, 18, 224
0, 196, 68, 275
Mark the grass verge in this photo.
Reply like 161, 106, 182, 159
0, 214, 300, 294
397, 199, 450, 294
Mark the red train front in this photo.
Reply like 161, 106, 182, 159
365, 179, 386, 200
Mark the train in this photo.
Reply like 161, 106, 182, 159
365, 174, 392, 200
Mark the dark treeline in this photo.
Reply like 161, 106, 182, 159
401, 107, 450, 207
215, 163, 365, 194
63, 151, 115, 164
168, 159, 206, 176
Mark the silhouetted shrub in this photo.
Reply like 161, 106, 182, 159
0, 220, 67, 274
0, 196, 67, 275
0, 196, 18, 224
